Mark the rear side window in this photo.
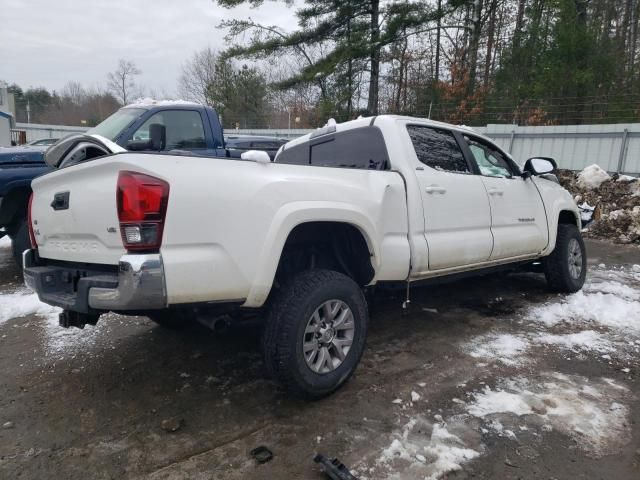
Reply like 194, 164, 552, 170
277, 126, 389, 170
407, 125, 469, 174
311, 127, 388, 170
277, 142, 309, 165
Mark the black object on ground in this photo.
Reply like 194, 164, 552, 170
250, 446, 273, 464
314, 454, 359, 480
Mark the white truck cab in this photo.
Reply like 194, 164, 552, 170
24, 115, 584, 399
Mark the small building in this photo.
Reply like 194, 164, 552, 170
0, 84, 16, 146
0, 111, 13, 147
0, 85, 15, 115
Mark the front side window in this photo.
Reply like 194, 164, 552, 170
131, 110, 206, 150
464, 136, 513, 178
407, 125, 469, 173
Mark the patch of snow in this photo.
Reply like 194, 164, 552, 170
578, 202, 596, 223
0, 290, 59, 324
0, 289, 105, 357
126, 98, 201, 108
467, 388, 534, 417
577, 164, 611, 189
0, 236, 10, 249
526, 277, 640, 334
584, 277, 639, 300
376, 417, 481, 480
411, 391, 421, 402
464, 333, 531, 365
534, 330, 615, 354
42, 312, 100, 357
616, 174, 637, 182
466, 373, 630, 456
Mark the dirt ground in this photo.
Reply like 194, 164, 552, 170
0, 239, 639, 480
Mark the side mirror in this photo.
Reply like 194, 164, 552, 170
241, 150, 271, 164
523, 157, 557, 176
149, 123, 166, 151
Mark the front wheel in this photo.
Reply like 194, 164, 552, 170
543, 224, 587, 293
262, 269, 368, 400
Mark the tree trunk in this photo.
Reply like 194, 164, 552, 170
484, 0, 497, 87
513, 0, 526, 49
347, 17, 353, 117
367, 0, 381, 114
435, 0, 442, 83
395, 36, 408, 112
630, 0, 639, 81
467, 0, 484, 93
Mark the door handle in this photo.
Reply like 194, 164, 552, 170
425, 185, 447, 194
488, 188, 504, 196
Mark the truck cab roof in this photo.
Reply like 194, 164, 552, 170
278, 115, 495, 156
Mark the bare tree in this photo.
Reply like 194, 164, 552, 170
61, 81, 85, 105
107, 59, 142, 105
178, 47, 219, 105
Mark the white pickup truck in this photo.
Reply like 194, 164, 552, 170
24, 115, 585, 398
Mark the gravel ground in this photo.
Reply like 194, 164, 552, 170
0, 238, 639, 480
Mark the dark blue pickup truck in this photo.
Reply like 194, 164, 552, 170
0, 102, 285, 267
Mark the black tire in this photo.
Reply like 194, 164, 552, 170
543, 224, 587, 293
147, 309, 193, 330
9, 219, 30, 269
262, 269, 368, 400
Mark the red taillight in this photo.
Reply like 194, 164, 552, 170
28, 193, 37, 249
117, 171, 170, 252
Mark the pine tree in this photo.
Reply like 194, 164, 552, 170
216, 0, 462, 117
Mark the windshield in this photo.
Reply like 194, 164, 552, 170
87, 108, 145, 141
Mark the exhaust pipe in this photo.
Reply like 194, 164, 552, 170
195, 313, 232, 333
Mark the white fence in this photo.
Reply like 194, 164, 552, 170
14, 122, 640, 174
16, 122, 89, 143
479, 124, 640, 175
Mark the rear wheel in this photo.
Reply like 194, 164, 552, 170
262, 269, 368, 399
9, 219, 30, 269
543, 224, 587, 293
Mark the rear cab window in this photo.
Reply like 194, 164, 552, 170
406, 125, 470, 174
277, 126, 389, 170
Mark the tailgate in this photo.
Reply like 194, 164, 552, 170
31, 160, 127, 264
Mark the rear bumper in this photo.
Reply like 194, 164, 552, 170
23, 249, 167, 313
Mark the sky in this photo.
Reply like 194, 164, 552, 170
0, 0, 297, 96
